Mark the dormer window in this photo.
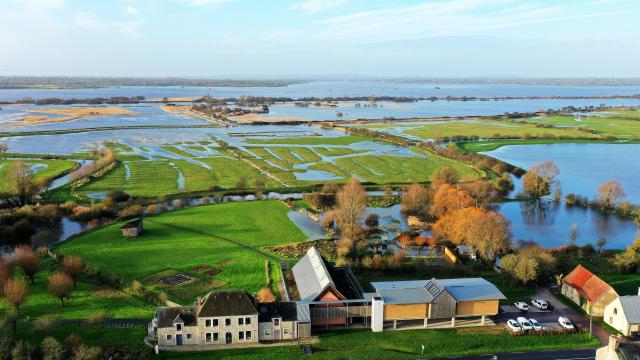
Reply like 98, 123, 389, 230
176, 323, 182, 331
273, 318, 280, 326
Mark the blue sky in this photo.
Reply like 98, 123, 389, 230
1, 0, 639, 77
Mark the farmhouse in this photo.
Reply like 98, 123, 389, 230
121, 218, 143, 237
561, 265, 618, 317
603, 289, 640, 337
152, 290, 259, 347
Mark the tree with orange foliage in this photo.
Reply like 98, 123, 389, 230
256, 287, 276, 303
467, 211, 511, 261
48, 272, 74, 307
431, 184, 475, 218
396, 232, 414, 247
14, 245, 40, 284
63, 256, 85, 287
401, 183, 432, 216
3, 278, 28, 312
522, 160, 559, 200
415, 236, 437, 248
433, 207, 487, 244
0, 258, 14, 295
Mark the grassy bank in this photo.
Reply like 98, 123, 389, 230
56, 201, 306, 303
455, 139, 640, 153
160, 328, 599, 360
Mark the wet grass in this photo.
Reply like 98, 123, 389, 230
0, 158, 77, 193
245, 135, 375, 145
56, 201, 305, 303
516, 112, 640, 138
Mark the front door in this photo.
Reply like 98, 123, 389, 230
176, 334, 183, 345
274, 329, 281, 341
225, 332, 232, 344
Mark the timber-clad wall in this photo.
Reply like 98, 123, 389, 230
455, 300, 499, 316
430, 290, 456, 318
384, 304, 428, 320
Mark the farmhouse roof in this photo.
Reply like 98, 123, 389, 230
371, 277, 505, 304
258, 302, 298, 322
197, 290, 258, 317
618, 295, 640, 325
563, 265, 615, 303
156, 306, 197, 328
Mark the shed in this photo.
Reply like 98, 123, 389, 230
121, 218, 143, 237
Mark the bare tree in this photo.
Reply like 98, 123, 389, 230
3, 278, 28, 312
63, 256, 85, 287
6, 161, 37, 204
597, 180, 625, 209
336, 178, 366, 240
522, 161, 560, 200
0, 142, 8, 158
14, 245, 40, 284
567, 223, 580, 246
48, 273, 74, 307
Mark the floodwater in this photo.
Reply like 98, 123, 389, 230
483, 143, 640, 204
3, 81, 640, 100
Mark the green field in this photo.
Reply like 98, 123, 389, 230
519, 112, 640, 138
454, 139, 627, 153
161, 328, 598, 360
77, 156, 276, 198
0, 159, 77, 193
361, 119, 598, 141
56, 201, 306, 303
0, 258, 154, 321
245, 136, 375, 145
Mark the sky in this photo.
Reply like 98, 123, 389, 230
1, 0, 639, 78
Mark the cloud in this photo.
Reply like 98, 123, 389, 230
124, 5, 139, 15
75, 11, 143, 38
180, 0, 235, 6
291, 0, 348, 13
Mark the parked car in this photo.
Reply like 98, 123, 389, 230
516, 317, 533, 330
531, 299, 548, 310
529, 318, 543, 331
514, 302, 529, 311
558, 316, 575, 330
506, 319, 522, 332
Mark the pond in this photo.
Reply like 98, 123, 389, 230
482, 143, 640, 204
286, 202, 637, 250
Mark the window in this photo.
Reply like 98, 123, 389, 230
213, 333, 219, 341
238, 318, 244, 325
245, 317, 251, 325
225, 318, 231, 326
205, 333, 212, 342
273, 318, 280, 326
205, 319, 211, 327
246, 331, 251, 340
613, 308, 618, 315
186, 333, 192, 340
213, 319, 218, 327
264, 329, 271, 336
166, 334, 173, 341
239, 331, 245, 340
283, 328, 289, 334
176, 323, 182, 331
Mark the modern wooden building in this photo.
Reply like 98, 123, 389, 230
370, 278, 505, 331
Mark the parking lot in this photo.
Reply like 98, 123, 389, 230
496, 299, 580, 332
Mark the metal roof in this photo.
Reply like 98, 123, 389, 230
296, 303, 311, 323
619, 295, 640, 324
292, 246, 336, 301
371, 277, 505, 304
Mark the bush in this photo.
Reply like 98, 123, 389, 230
107, 189, 130, 202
